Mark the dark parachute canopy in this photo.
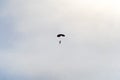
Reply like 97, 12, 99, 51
57, 34, 65, 37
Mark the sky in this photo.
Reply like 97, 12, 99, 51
1, 0, 120, 80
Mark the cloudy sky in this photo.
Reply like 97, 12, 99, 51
1, 0, 120, 80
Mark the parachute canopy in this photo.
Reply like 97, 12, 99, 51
57, 34, 65, 37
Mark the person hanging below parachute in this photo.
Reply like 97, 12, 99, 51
57, 34, 65, 44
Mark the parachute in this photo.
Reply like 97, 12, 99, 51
57, 34, 65, 44
57, 34, 65, 37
